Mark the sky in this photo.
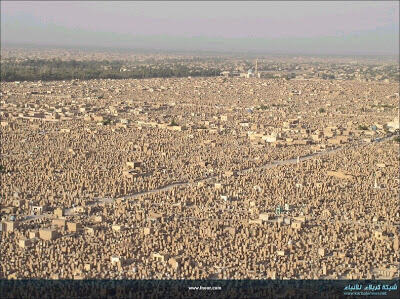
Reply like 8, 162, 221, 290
1, 1, 399, 55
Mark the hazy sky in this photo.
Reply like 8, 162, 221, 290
1, 1, 399, 55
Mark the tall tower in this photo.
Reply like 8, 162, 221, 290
255, 59, 258, 77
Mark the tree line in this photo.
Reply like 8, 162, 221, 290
0, 59, 222, 82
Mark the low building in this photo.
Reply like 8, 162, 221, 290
67, 222, 82, 232
39, 228, 59, 241
111, 256, 123, 265
291, 221, 302, 229
1, 220, 18, 233
152, 252, 168, 263
30, 205, 44, 215
54, 208, 65, 217
18, 238, 32, 249
258, 213, 270, 221
112, 224, 123, 232
52, 218, 66, 228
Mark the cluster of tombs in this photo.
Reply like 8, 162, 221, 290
0, 76, 399, 279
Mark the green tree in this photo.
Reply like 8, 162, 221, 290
170, 119, 179, 126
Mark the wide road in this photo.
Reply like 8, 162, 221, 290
93, 134, 396, 206
21, 134, 394, 220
